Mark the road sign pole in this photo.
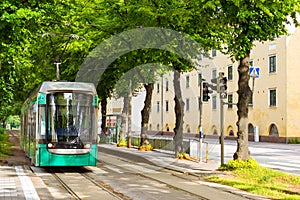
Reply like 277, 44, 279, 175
220, 97, 224, 166
218, 72, 225, 166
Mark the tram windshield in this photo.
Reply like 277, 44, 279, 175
47, 92, 95, 149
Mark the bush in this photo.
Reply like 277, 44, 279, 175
117, 139, 127, 147
0, 127, 5, 134
0, 133, 12, 156
219, 158, 259, 171
177, 152, 191, 160
288, 138, 300, 144
139, 144, 153, 151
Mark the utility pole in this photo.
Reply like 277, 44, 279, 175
54, 62, 61, 81
127, 80, 132, 148
161, 75, 164, 132
199, 73, 203, 162
41, 33, 83, 81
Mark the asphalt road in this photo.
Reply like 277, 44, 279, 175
202, 138, 300, 175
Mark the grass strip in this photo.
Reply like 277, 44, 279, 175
0, 132, 13, 158
207, 158, 300, 199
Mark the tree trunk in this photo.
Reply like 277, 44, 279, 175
140, 83, 154, 146
100, 98, 107, 143
119, 96, 128, 145
234, 53, 251, 161
173, 71, 184, 157
127, 91, 132, 148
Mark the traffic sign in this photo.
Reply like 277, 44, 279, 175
220, 92, 227, 99
250, 67, 260, 78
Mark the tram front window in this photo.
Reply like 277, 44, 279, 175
47, 92, 94, 149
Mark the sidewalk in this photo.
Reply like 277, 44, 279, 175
99, 143, 221, 175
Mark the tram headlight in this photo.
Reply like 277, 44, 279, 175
47, 143, 54, 148
84, 144, 91, 149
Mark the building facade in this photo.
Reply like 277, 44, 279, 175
149, 27, 300, 143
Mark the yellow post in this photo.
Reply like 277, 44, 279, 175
206, 143, 209, 163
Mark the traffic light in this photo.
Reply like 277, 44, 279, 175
220, 77, 227, 99
202, 82, 210, 101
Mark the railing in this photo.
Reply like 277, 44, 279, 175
130, 135, 191, 154
102, 132, 207, 160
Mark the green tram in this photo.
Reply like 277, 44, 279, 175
20, 81, 99, 166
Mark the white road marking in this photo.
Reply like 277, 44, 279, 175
15, 166, 40, 200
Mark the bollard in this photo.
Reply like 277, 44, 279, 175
203, 141, 209, 163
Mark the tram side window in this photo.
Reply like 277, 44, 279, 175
38, 105, 46, 139
24, 114, 28, 136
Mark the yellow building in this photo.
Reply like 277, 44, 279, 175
149, 27, 300, 143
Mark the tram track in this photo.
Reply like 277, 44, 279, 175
46, 167, 126, 200
51, 171, 81, 200
98, 155, 210, 200
97, 152, 261, 200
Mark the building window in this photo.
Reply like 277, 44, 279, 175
229, 130, 234, 136
269, 88, 277, 107
166, 124, 170, 132
186, 98, 190, 111
165, 101, 168, 112
269, 43, 276, 50
157, 83, 160, 93
228, 65, 233, 81
166, 80, 169, 92
212, 95, 217, 110
248, 124, 254, 135
249, 60, 254, 67
186, 75, 190, 88
249, 93, 253, 107
212, 49, 217, 57
269, 124, 279, 136
228, 94, 233, 109
187, 127, 191, 133
212, 69, 217, 79
156, 101, 160, 112
213, 129, 218, 135
269, 55, 276, 73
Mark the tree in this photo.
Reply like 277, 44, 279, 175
0, 0, 109, 122
173, 70, 185, 156
104, 1, 205, 155
113, 64, 146, 147
211, 0, 300, 160
0, 1, 85, 119
0, 0, 49, 123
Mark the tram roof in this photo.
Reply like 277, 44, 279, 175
39, 81, 96, 94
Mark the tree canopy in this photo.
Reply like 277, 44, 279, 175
1, 1, 299, 161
